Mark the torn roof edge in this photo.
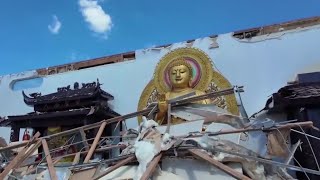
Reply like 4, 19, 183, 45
2, 16, 320, 78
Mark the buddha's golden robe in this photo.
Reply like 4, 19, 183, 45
156, 88, 210, 125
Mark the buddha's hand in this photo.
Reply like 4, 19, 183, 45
157, 94, 168, 113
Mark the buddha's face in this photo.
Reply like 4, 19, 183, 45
169, 64, 191, 89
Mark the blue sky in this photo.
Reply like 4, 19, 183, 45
0, 0, 320, 76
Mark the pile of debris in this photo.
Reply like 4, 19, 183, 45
0, 88, 319, 180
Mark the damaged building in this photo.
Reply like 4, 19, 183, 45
0, 16, 320, 179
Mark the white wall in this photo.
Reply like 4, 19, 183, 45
1, 24, 320, 142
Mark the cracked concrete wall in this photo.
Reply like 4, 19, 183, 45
0, 24, 320, 142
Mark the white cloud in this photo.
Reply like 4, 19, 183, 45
78, 0, 112, 36
48, 15, 62, 34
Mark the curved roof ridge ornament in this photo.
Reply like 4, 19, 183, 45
22, 90, 37, 106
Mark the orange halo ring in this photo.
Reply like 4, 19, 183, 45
153, 47, 214, 93
164, 57, 202, 89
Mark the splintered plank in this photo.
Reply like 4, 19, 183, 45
188, 149, 252, 180
0, 132, 40, 179
92, 155, 135, 180
84, 122, 107, 163
140, 153, 162, 180
42, 139, 58, 180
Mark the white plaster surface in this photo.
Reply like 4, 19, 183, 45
162, 158, 242, 180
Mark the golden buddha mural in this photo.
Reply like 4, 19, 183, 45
137, 47, 239, 124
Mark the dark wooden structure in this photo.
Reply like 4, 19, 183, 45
265, 72, 320, 180
1, 80, 120, 143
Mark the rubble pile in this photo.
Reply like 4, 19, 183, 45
0, 88, 319, 180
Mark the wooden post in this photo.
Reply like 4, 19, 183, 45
84, 121, 107, 163
79, 128, 90, 151
189, 149, 252, 180
10, 125, 20, 142
141, 153, 162, 180
73, 152, 81, 165
42, 139, 58, 180
165, 103, 171, 133
92, 155, 135, 180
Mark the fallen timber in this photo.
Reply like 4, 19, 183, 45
0, 87, 235, 153
189, 149, 252, 180
19, 121, 315, 167
2, 86, 320, 179
92, 155, 136, 180
91, 122, 318, 180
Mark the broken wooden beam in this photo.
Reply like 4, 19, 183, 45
188, 149, 252, 180
92, 155, 135, 180
2, 141, 41, 177
73, 152, 81, 165
0, 132, 40, 179
42, 139, 58, 180
141, 153, 162, 180
84, 121, 107, 163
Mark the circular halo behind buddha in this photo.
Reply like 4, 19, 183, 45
154, 48, 213, 93
138, 47, 239, 123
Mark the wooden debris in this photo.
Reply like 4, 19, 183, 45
2, 86, 319, 180
141, 153, 162, 180
42, 139, 58, 180
84, 121, 107, 163
71, 168, 97, 180
73, 152, 81, 165
92, 155, 136, 180
188, 149, 252, 180
0, 132, 40, 179
0, 87, 236, 155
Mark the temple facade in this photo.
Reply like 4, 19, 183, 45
1, 80, 119, 142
